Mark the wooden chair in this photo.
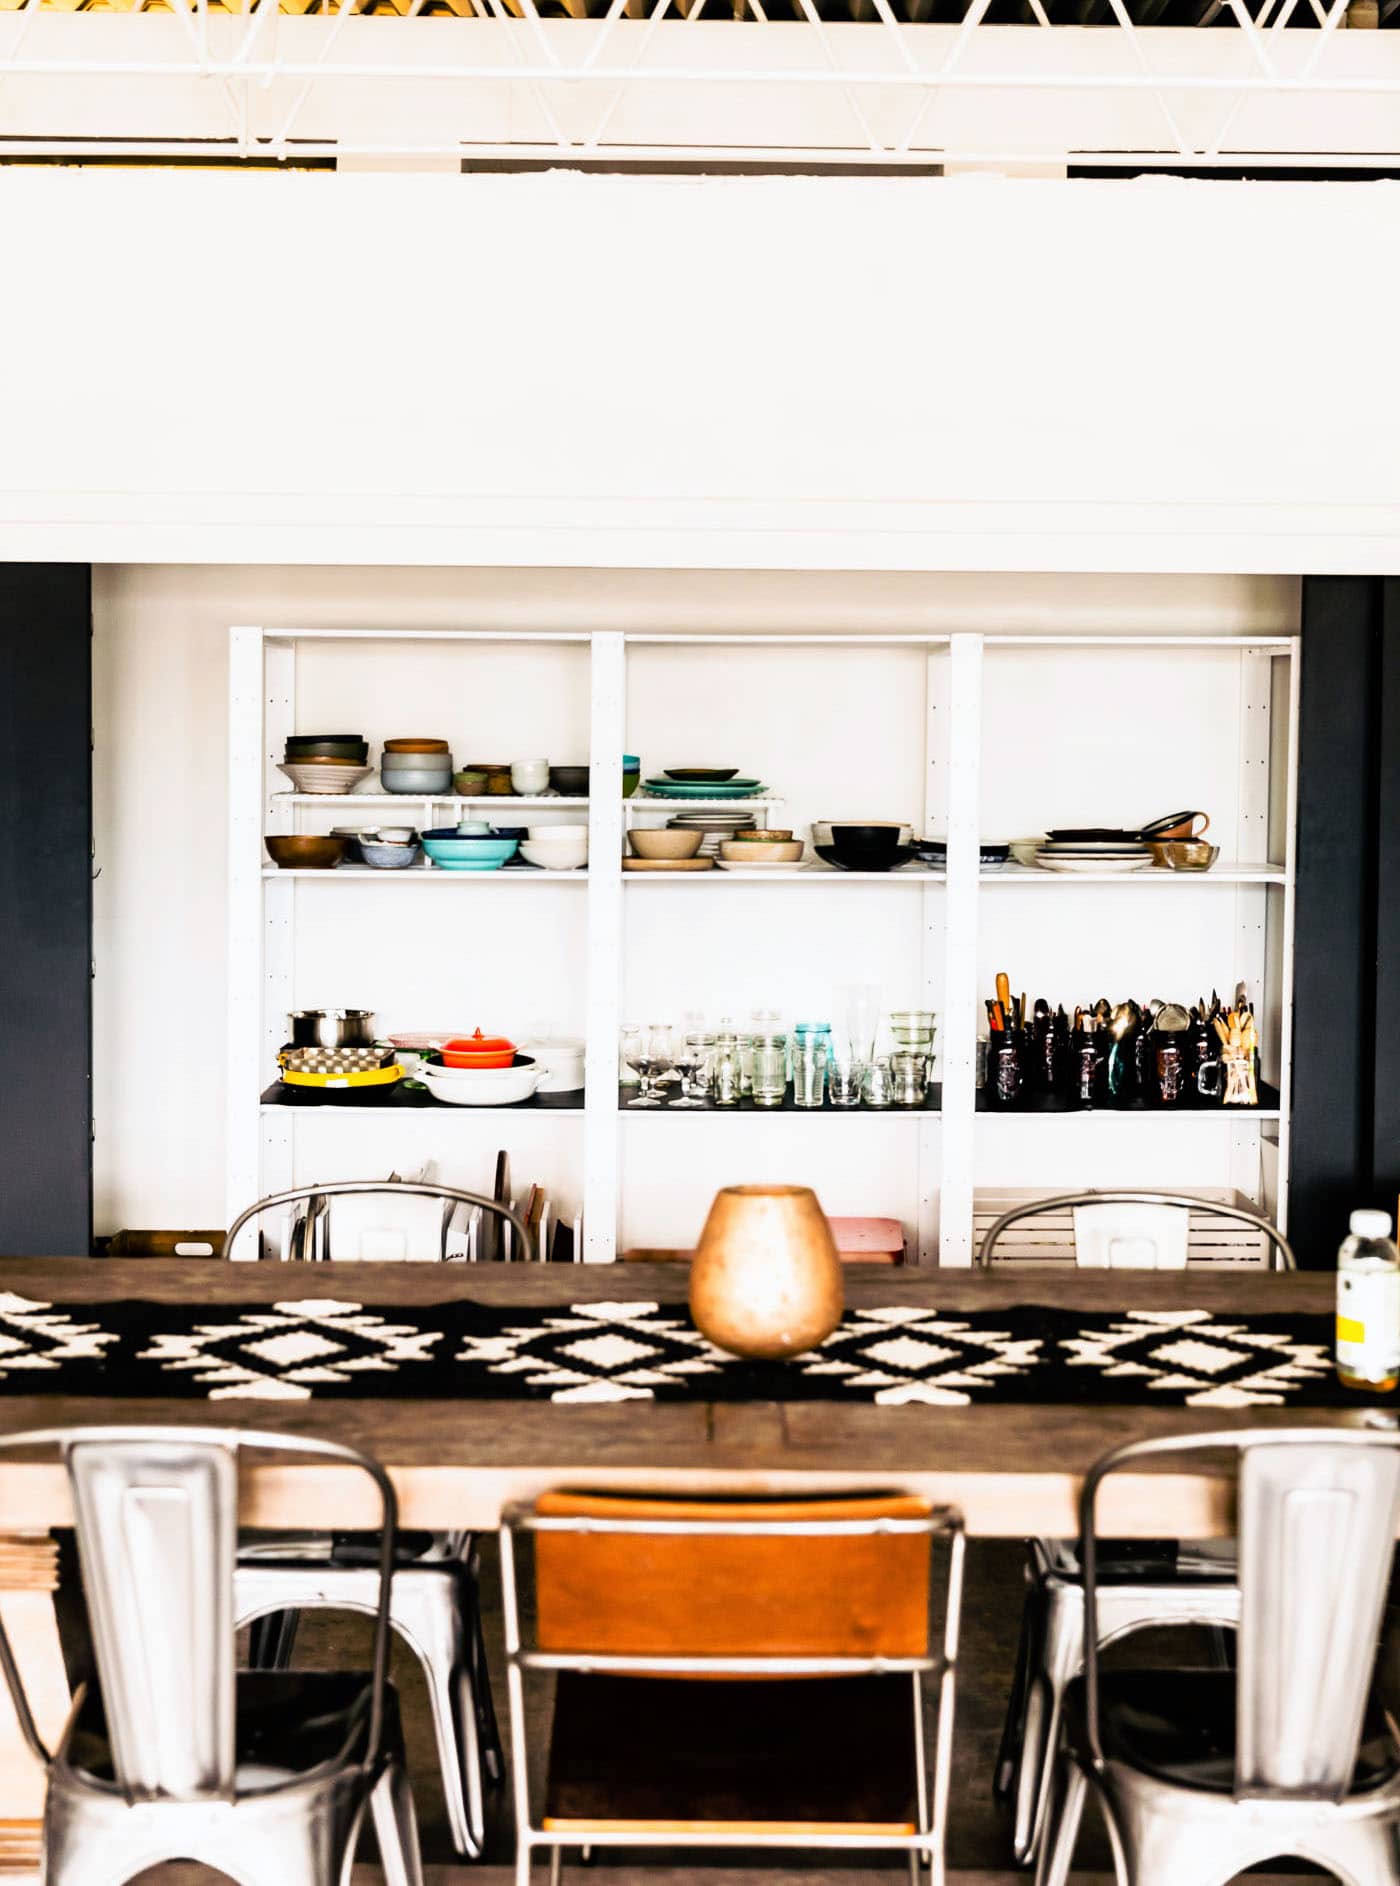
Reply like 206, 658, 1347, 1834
500, 1489, 965, 1886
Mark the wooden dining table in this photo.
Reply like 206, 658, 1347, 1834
0, 1258, 1376, 1877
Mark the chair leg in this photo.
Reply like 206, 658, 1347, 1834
549, 1846, 563, 1886
468, 1586, 506, 1786
369, 1760, 425, 1886
246, 1608, 301, 1671
995, 1577, 1039, 1801
1034, 1754, 1086, 1886
1012, 1676, 1049, 1863
403, 1605, 485, 1859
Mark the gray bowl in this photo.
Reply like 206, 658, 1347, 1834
382, 750, 454, 770
360, 841, 423, 870
381, 768, 454, 794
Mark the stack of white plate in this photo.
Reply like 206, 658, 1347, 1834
1035, 841, 1153, 875
667, 811, 758, 858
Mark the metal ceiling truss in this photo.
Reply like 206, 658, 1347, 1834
2, 0, 1399, 169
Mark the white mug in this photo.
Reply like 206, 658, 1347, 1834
511, 758, 550, 794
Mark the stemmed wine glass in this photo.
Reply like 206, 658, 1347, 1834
622, 1022, 674, 1107
671, 1012, 712, 1107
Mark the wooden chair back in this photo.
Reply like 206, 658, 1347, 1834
534, 1490, 933, 1663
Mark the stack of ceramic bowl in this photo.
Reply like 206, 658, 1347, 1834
666, 811, 758, 857
277, 734, 372, 795
419, 1036, 543, 1106
420, 824, 519, 871
381, 739, 453, 795
717, 832, 804, 872
625, 829, 713, 873
811, 822, 917, 873
519, 824, 588, 871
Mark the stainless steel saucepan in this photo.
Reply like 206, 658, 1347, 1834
288, 1007, 377, 1049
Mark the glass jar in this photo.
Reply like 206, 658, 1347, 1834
751, 1034, 788, 1108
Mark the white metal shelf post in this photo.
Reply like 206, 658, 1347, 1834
583, 631, 625, 1262
937, 632, 983, 1267
227, 625, 272, 1232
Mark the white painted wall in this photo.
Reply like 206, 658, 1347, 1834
2, 170, 1399, 572
92, 562, 1294, 1234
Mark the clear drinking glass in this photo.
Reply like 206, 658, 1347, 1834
861, 1056, 892, 1108
751, 1034, 788, 1107
792, 1036, 829, 1108
890, 1050, 928, 1108
844, 985, 881, 1065
624, 1021, 674, 1107
828, 1049, 864, 1108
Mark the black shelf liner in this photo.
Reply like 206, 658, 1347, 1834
617, 1083, 943, 1114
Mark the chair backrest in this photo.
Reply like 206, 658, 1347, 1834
0, 1424, 398, 1803
524, 1490, 941, 1663
1080, 1428, 1400, 1802
223, 1178, 534, 1264
978, 1191, 1295, 1271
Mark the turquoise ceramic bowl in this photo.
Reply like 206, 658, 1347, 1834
421, 836, 518, 871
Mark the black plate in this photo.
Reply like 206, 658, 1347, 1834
1044, 827, 1140, 844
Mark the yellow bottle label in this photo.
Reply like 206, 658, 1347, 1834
1337, 1271, 1400, 1382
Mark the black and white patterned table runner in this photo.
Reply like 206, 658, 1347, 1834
0, 1292, 1369, 1409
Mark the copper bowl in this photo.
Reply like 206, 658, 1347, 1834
264, 834, 347, 870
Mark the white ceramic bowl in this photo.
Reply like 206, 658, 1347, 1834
420, 1058, 542, 1106
520, 839, 587, 871
520, 1037, 586, 1092
277, 762, 374, 796
719, 838, 803, 863
527, 824, 589, 842
511, 759, 551, 794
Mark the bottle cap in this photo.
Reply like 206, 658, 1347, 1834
1350, 1209, 1393, 1239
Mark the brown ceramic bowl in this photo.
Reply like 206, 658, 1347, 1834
265, 834, 347, 870
731, 827, 794, 843
384, 738, 450, 754
719, 839, 804, 863
629, 828, 705, 861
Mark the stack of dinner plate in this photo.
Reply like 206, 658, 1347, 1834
667, 811, 758, 858
1034, 827, 1153, 874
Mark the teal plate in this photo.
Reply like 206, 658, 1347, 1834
640, 778, 766, 798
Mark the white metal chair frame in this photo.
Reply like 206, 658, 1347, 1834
223, 1178, 523, 1858
0, 1423, 421, 1886
978, 1190, 1296, 1270
223, 1176, 536, 1263
987, 1189, 1291, 1865
1037, 1426, 1400, 1886
499, 1500, 966, 1886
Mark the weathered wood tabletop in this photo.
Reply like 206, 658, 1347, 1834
0, 1259, 1374, 1539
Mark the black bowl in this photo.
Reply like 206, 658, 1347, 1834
816, 843, 915, 874
828, 823, 901, 856
285, 740, 368, 761
549, 765, 590, 796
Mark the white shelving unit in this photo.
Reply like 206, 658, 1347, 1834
228, 624, 1298, 1267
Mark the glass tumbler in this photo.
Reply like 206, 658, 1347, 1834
793, 1036, 829, 1108
828, 1058, 863, 1107
861, 1056, 892, 1108
751, 1034, 789, 1108
890, 1050, 928, 1108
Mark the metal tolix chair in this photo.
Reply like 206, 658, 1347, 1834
1037, 1426, 1400, 1886
0, 1423, 422, 1886
501, 1489, 965, 1886
985, 1190, 1295, 1865
224, 1179, 534, 1860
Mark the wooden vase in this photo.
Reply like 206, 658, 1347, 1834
690, 1185, 844, 1360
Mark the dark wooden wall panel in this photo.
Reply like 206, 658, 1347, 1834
1290, 576, 1380, 1263
0, 566, 92, 1255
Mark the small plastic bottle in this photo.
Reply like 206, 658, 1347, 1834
1336, 1209, 1400, 1393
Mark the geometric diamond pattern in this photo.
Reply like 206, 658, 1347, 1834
137, 1297, 442, 1401
1059, 1308, 1333, 1408
0, 1293, 1374, 1411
